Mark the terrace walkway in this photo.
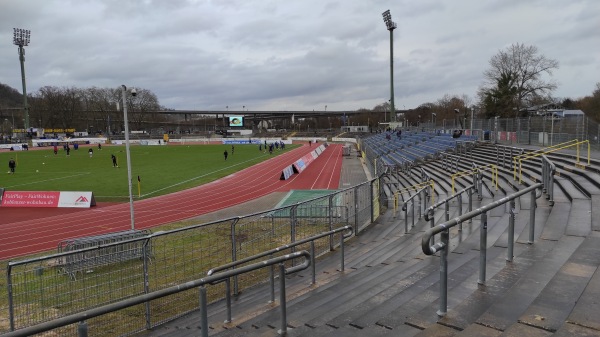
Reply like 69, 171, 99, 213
141, 140, 600, 336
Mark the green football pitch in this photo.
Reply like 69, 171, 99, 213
0, 143, 298, 202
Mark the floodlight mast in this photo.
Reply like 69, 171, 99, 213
13, 28, 31, 130
382, 10, 397, 123
121, 85, 136, 230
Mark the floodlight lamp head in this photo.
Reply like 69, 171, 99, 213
12, 28, 31, 47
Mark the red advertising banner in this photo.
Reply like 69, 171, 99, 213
1, 191, 95, 208
1, 191, 60, 207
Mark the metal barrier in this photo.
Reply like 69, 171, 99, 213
2, 251, 312, 337
56, 229, 152, 280
451, 164, 497, 195
440, 152, 461, 173
421, 183, 543, 316
495, 144, 524, 169
541, 155, 556, 206
424, 184, 476, 246
513, 139, 590, 184
399, 181, 434, 233
207, 226, 354, 323
3, 177, 382, 336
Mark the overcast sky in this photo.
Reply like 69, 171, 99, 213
0, 0, 598, 112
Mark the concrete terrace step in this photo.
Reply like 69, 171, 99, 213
515, 233, 600, 333
554, 176, 588, 201
438, 234, 584, 332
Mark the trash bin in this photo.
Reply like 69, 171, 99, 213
484, 130, 490, 141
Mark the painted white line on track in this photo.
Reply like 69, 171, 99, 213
4, 172, 92, 188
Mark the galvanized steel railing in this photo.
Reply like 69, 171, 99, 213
2, 251, 312, 337
421, 183, 543, 316
3, 177, 383, 336
423, 184, 476, 248
541, 155, 556, 206
206, 226, 354, 323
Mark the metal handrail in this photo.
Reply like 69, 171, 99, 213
541, 155, 556, 206
207, 226, 353, 323
495, 144, 524, 169
421, 183, 543, 316
400, 185, 431, 233
514, 140, 590, 184
423, 184, 476, 248
208, 226, 352, 276
2, 251, 311, 337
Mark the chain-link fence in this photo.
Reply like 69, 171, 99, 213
421, 116, 600, 150
1, 177, 384, 336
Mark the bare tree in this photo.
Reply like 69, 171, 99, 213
479, 43, 559, 117
127, 88, 161, 130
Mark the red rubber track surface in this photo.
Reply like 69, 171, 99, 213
0, 144, 342, 260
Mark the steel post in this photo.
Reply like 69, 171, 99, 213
77, 321, 88, 337
278, 264, 288, 335
478, 212, 488, 285
224, 278, 232, 323
507, 199, 515, 262
528, 189, 537, 244
437, 229, 449, 317
200, 286, 209, 337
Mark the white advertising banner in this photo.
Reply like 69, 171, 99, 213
57, 191, 96, 208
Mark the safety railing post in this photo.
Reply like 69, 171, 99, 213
329, 195, 334, 251
7, 264, 15, 331
310, 241, 316, 284
223, 278, 232, 323
478, 212, 488, 285
230, 219, 239, 295
478, 172, 483, 200
542, 157, 547, 193
142, 240, 151, 329
340, 231, 345, 272
528, 189, 537, 244
291, 205, 297, 251
370, 179, 376, 226
354, 187, 359, 234
278, 264, 288, 336
199, 286, 209, 337
468, 187, 473, 223
458, 194, 463, 231
507, 199, 516, 262
548, 170, 554, 206
417, 193, 422, 219
412, 200, 416, 228
269, 254, 275, 303
77, 321, 88, 337
437, 229, 449, 317
429, 209, 435, 247
404, 202, 409, 234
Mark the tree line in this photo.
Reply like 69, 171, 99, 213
0, 85, 171, 135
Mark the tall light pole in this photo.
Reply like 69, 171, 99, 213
470, 106, 474, 132
13, 28, 31, 130
382, 10, 397, 123
121, 85, 136, 230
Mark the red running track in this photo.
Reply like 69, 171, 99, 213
0, 143, 343, 260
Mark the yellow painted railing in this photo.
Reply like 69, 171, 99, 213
513, 139, 590, 184
393, 180, 435, 213
451, 165, 498, 195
